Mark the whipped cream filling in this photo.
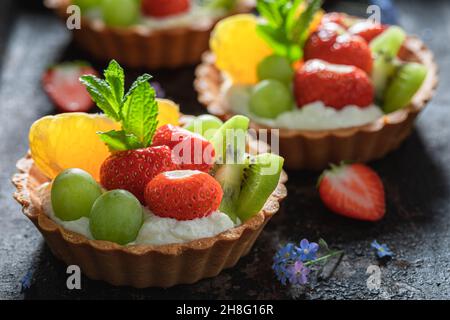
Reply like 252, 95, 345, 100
222, 81, 384, 131
38, 183, 237, 246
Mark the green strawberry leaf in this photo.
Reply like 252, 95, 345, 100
79, 75, 121, 121
98, 130, 143, 152
121, 81, 158, 147
104, 60, 125, 111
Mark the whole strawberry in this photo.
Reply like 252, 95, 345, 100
142, 0, 190, 18
100, 146, 177, 203
321, 12, 354, 29
43, 61, 97, 113
152, 124, 215, 173
294, 59, 374, 109
145, 170, 223, 220
348, 21, 387, 43
318, 163, 385, 222
305, 23, 373, 74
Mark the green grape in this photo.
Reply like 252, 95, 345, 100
257, 55, 294, 84
183, 115, 223, 139
73, 0, 101, 12
89, 190, 143, 245
101, 0, 139, 27
51, 168, 102, 221
249, 80, 293, 119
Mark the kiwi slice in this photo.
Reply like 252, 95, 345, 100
209, 115, 250, 164
235, 153, 284, 221
214, 163, 247, 223
370, 26, 406, 58
183, 114, 223, 140
383, 62, 427, 113
370, 26, 406, 100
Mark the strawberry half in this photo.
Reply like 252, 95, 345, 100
100, 146, 177, 203
42, 62, 97, 113
294, 59, 374, 109
141, 0, 190, 18
321, 12, 353, 29
145, 170, 223, 220
348, 21, 388, 43
318, 163, 386, 222
152, 124, 215, 173
305, 23, 373, 74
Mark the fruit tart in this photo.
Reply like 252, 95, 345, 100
12, 61, 287, 287
45, 0, 255, 69
195, 0, 438, 170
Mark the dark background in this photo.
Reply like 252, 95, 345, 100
1, 0, 449, 300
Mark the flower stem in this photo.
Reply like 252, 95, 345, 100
304, 250, 344, 267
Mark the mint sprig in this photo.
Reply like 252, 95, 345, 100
80, 60, 159, 152
256, 0, 322, 62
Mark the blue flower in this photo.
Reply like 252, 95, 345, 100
273, 243, 301, 265
272, 262, 290, 286
20, 270, 33, 292
299, 239, 319, 261
287, 261, 310, 286
371, 240, 393, 258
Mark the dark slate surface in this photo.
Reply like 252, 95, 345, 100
1, 0, 449, 300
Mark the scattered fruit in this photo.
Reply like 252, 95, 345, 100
183, 114, 223, 140
294, 59, 374, 109
42, 61, 97, 113
90, 190, 143, 245
305, 24, 373, 73
51, 169, 102, 221
152, 124, 215, 172
210, 14, 273, 84
318, 163, 386, 222
29, 113, 120, 181
235, 153, 284, 221
142, 0, 190, 18
383, 62, 427, 113
145, 170, 223, 220
257, 55, 294, 84
348, 20, 387, 43
249, 79, 293, 118
100, 146, 177, 203
101, 0, 140, 27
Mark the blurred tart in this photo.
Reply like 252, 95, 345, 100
12, 61, 287, 287
194, 4, 438, 170
45, 0, 255, 68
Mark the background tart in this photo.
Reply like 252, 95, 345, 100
194, 36, 438, 170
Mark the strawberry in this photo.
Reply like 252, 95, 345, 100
321, 12, 353, 29
152, 124, 215, 173
348, 21, 387, 43
304, 24, 373, 74
42, 62, 97, 113
318, 163, 386, 222
294, 59, 374, 109
145, 170, 223, 220
100, 146, 177, 203
141, 0, 190, 18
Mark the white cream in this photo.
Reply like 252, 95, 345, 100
223, 83, 384, 131
38, 183, 236, 246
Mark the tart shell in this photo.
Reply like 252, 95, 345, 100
12, 152, 287, 288
44, 0, 255, 69
194, 36, 439, 170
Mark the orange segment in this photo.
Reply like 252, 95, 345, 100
29, 113, 120, 181
210, 14, 273, 85
156, 98, 180, 127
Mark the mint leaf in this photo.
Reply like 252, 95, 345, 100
104, 60, 125, 111
292, 0, 322, 48
80, 75, 121, 121
123, 73, 152, 104
98, 130, 143, 152
121, 81, 158, 147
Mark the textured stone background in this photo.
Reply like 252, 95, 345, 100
0, 0, 449, 299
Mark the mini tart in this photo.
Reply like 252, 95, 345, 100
12, 141, 287, 288
45, 0, 255, 69
194, 36, 438, 170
